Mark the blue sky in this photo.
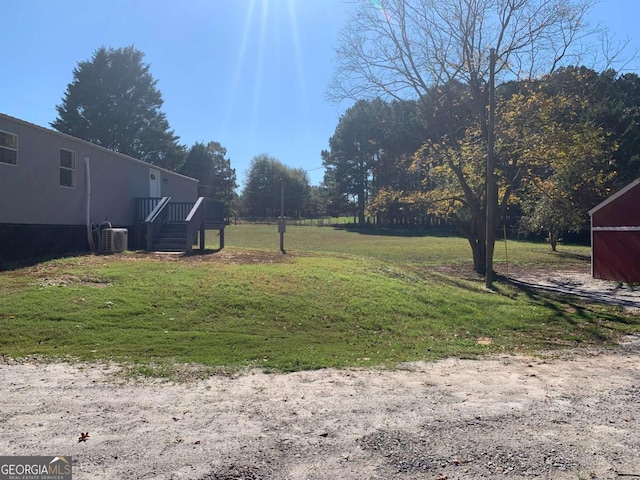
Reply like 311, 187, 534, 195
2, 0, 638, 187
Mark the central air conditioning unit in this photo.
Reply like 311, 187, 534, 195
102, 228, 128, 253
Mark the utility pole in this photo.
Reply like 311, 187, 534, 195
278, 177, 286, 253
485, 48, 497, 289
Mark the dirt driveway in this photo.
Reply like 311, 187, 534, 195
1, 339, 639, 480
1, 269, 640, 480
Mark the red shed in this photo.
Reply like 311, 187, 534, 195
589, 178, 640, 282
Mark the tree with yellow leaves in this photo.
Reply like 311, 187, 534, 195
330, 0, 605, 282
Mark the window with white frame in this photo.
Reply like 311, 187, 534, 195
59, 148, 75, 187
0, 130, 18, 165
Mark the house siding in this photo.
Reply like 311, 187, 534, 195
0, 113, 198, 263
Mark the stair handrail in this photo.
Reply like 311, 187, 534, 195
184, 197, 206, 252
145, 196, 172, 251
136, 197, 162, 223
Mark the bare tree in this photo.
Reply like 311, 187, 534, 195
330, 0, 596, 284
331, 0, 595, 101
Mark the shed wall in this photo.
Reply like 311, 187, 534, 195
591, 184, 640, 227
592, 230, 640, 283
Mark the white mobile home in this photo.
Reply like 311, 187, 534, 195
0, 113, 212, 263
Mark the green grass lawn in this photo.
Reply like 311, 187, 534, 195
221, 224, 590, 268
0, 225, 636, 376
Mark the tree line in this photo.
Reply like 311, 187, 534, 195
52, 47, 640, 235
52, 46, 237, 207
322, 67, 640, 243
324, 0, 640, 283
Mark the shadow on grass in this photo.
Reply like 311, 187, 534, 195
0, 251, 91, 272
0, 248, 226, 271
334, 224, 457, 238
504, 275, 639, 312
510, 288, 611, 343
428, 271, 487, 294
182, 248, 223, 257
543, 250, 591, 262
500, 275, 639, 342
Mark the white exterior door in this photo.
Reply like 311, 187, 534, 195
149, 169, 161, 197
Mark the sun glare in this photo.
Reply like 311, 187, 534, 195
224, 0, 308, 144
285, 0, 309, 119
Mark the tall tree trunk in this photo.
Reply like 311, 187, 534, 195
549, 230, 559, 251
468, 236, 487, 276
449, 161, 488, 276
456, 210, 487, 276
357, 159, 367, 226
471, 214, 488, 276
357, 191, 366, 226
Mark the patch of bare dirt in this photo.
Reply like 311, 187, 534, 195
141, 250, 297, 265
1, 343, 640, 480
10, 250, 296, 275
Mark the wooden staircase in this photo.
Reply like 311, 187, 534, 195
136, 197, 226, 253
152, 222, 190, 252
